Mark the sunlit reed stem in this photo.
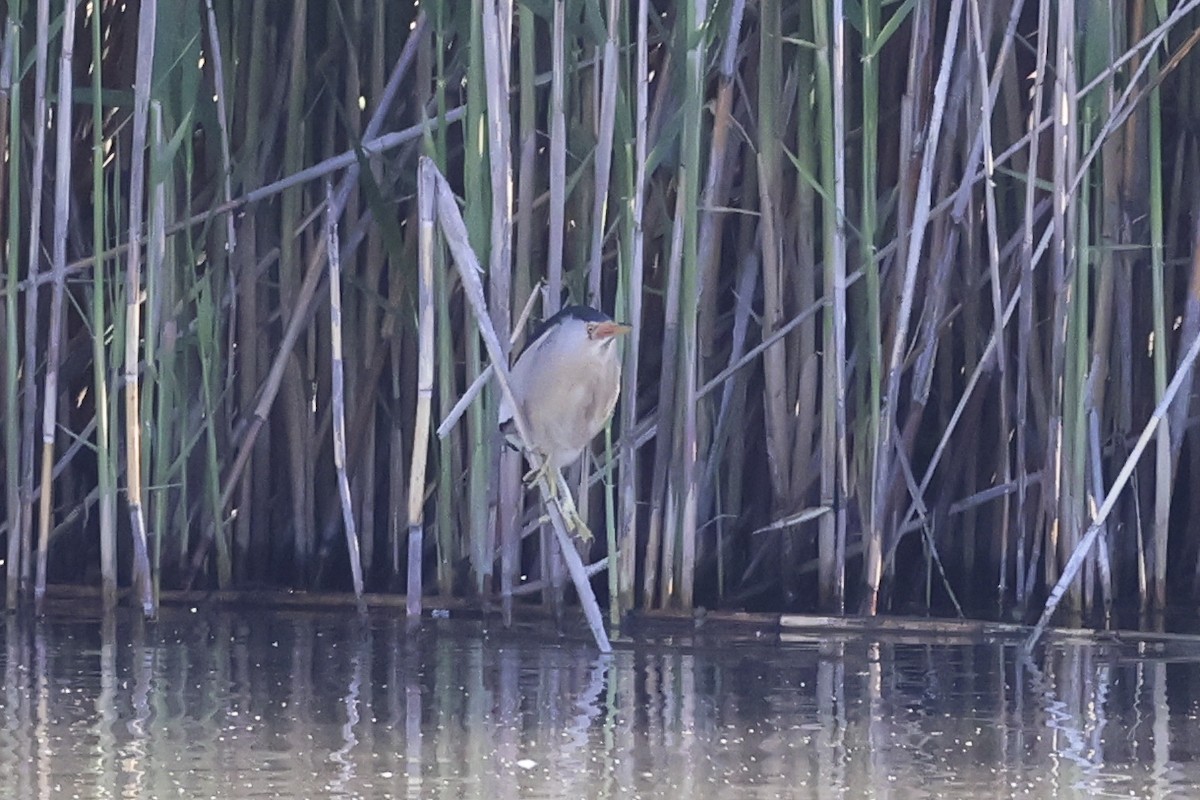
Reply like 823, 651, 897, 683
124, 0, 157, 618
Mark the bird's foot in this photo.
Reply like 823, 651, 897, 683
525, 459, 591, 542
522, 461, 556, 497
533, 508, 592, 542
567, 508, 593, 543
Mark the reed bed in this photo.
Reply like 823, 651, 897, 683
4, 0, 1200, 636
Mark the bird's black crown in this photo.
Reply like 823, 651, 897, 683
527, 304, 613, 343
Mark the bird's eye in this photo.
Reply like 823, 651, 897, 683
586, 323, 597, 338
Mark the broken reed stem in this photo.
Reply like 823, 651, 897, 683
511, 554, 610, 598
1027, 320, 1200, 650
422, 157, 612, 653
436, 287, 540, 440
326, 183, 364, 600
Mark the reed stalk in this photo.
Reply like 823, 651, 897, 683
547, 0, 566, 312
430, 4, 458, 597
1016, 0, 1051, 608
616, 0, 649, 618
695, 2, 745, 565
1045, 0, 1076, 606
481, 0, 514, 610
204, 0, 236, 256
355, 0, 386, 588
869, 0, 965, 615
3, 8, 22, 611
194, 2, 235, 590
672, 0, 708, 609
280, 0, 313, 581
587, 0, 620, 305
464, 0, 490, 594
34, 0, 78, 611
755, 0, 794, 607
541, 0, 571, 611
645, 187, 686, 609
20, 0, 50, 609
88, 0, 115, 612
967, 0, 1012, 603
788, 10, 820, 608
231, 0, 267, 583
812, 0, 848, 610
1147, 0, 1170, 611
409, 152, 438, 619
506, 0, 538, 620
829, 0, 850, 614
858, 0, 883, 609
326, 185, 364, 599
146, 102, 168, 598
124, 0, 157, 617
758, 0, 791, 520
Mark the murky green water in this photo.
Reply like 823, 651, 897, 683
2, 608, 1200, 799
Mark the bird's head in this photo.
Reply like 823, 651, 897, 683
537, 305, 632, 359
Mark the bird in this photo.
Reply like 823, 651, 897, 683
498, 305, 632, 536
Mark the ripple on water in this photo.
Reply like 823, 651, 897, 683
2, 611, 1200, 798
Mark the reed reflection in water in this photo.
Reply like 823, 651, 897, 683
2, 609, 1200, 799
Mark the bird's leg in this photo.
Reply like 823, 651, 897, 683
524, 457, 592, 542
552, 468, 592, 543
521, 454, 558, 500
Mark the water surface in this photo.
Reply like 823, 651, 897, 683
2, 608, 1199, 798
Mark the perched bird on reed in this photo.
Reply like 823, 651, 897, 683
498, 305, 632, 535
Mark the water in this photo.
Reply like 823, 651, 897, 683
2, 608, 1200, 799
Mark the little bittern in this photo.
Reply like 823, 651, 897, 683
499, 305, 632, 485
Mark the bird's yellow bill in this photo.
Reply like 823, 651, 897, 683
595, 321, 632, 338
